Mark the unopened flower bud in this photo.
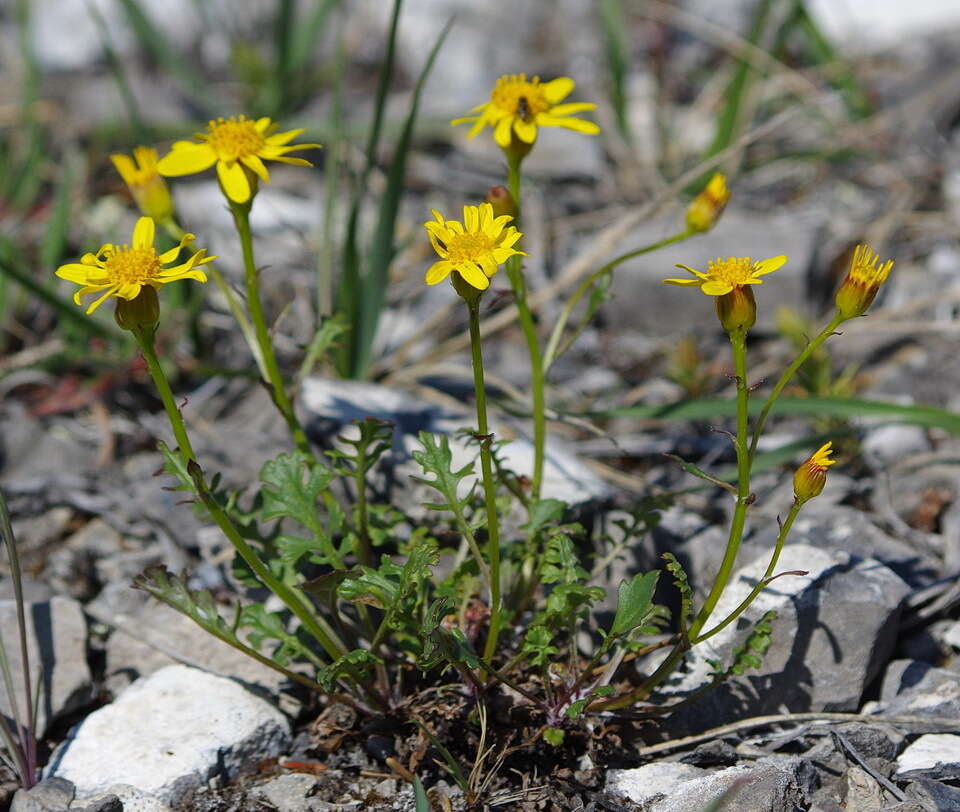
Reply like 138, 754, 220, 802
716, 285, 756, 333
793, 442, 835, 504
834, 244, 894, 321
484, 186, 515, 219
115, 285, 160, 331
686, 173, 730, 234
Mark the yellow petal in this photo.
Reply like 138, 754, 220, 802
494, 117, 513, 148
425, 260, 453, 285
85, 287, 118, 314
217, 160, 251, 203
663, 278, 704, 287
56, 263, 99, 283
156, 143, 217, 176
264, 128, 305, 145
542, 77, 575, 104
753, 255, 788, 276
241, 154, 271, 182
110, 154, 137, 185
513, 119, 537, 143
463, 205, 479, 232
456, 262, 489, 290
132, 217, 155, 250
536, 114, 600, 135
158, 232, 195, 264
674, 263, 708, 280
701, 280, 733, 296
547, 102, 597, 116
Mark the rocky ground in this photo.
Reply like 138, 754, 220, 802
5, 1, 960, 810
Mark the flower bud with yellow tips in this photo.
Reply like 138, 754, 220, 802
835, 244, 894, 321
793, 442, 836, 505
111, 147, 174, 225
686, 173, 730, 234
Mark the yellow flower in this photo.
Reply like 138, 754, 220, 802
686, 173, 730, 234
110, 146, 174, 224
834, 244, 894, 320
156, 115, 319, 204
664, 255, 787, 333
793, 442, 836, 504
56, 216, 213, 314
451, 74, 599, 149
424, 203, 525, 291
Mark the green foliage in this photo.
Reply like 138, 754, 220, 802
564, 685, 615, 720
417, 599, 480, 673
708, 611, 777, 679
411, 432, 476, 513
327, 418, 394, 480
318, 649, 382, 691
663, 553, 693, 639
542, 727, 565, 747
608, 571, 661, 639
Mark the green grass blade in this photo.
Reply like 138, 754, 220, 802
0, 238, 117, 342
334, 0, 403, 377
39, 150, 81, 272
599, 0, 631, 142
688, 0, 775, 193
289, 0, 339, 76
786, 0, 872, 119
594, 395, 960, 435
413, 776, 429, 811
112, 0, 214, 113
352, 17, 453, 377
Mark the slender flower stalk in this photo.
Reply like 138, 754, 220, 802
229, 201, 313, 458
503, 153, 547, 499
423, 204, 525, 664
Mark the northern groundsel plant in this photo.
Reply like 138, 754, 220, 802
52, 78, 898, 779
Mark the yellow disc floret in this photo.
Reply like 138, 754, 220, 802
423, 203, 525, 291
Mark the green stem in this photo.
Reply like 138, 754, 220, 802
229, 201, 312, 457
135, 326, 196, 463
131, 329, 361, 683
689, 329, 751, 639
694, 499, 802, 643
467, 299, 503, 664
747, 312, 844, 465
543, 229, 693, 370
594, 638, 689, 711
504, 153, 546, 500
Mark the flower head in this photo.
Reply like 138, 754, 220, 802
424, 203, 525, 291
156, 115, 319, 204
110, 146, 174, 224
451, 74, 599, 150
834, 244, 894, 320
686, 173, 730, 234
793, 442, 836, 504
56, 216, 213, 314
664, 255, 787, 333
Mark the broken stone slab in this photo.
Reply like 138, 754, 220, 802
658, 544, 909, 733
299, 377, 611, 511
878, 660, 960, 718
47, 665, 291, 806
0, 596, 92, 737
68, 785, 170, 812
252, 774, 323, 812
605, 756, 808, 811
10, 778, 76, 812
897, 734, 960, 777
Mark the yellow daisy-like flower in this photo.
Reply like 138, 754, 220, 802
834, 244, 894, 321
424, 203, 525, 291
110, 146, 174, 224
793, 441, 836, 504
55, 216, 213, 314
664, 255, 787, 297
664, 255, 787, 333
156, 115, 319, 204
451, 74, 599, 149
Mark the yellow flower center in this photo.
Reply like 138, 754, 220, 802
104, 247, 161, 285
706, 257, 755, 288
491, 74, 550, 121
445, 232, 494, 264
205, 116, 265, 161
